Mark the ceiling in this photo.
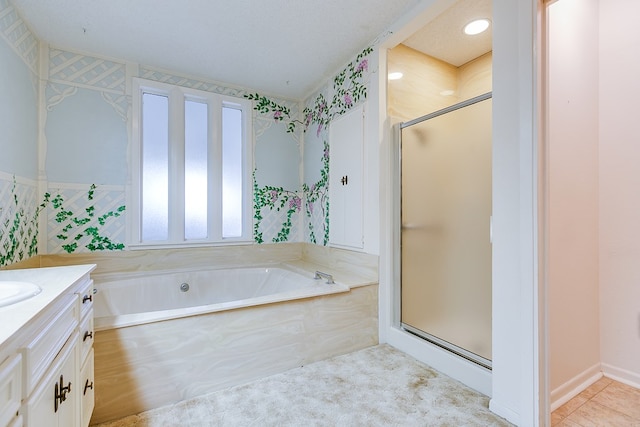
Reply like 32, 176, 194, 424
10, 0, 491, 100
403, 0, 492, 67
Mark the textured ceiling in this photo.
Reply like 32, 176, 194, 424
403, 0, 492, 66
10, 0, 421, 99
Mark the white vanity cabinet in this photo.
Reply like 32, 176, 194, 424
23, 331, 79, 427
77, 280, 95, 427
0, 266, 95, 427
0, 354, 22, 427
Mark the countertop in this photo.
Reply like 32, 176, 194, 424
0, 264, 96, 348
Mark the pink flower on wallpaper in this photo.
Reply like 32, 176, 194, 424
305, 113, 312, 126
289, 196, 301, 212
344, 92, 353, 106
316, 124, 323, 137
356, 59, 368, 72
270, 190, 278, 203
308, 201, 314, 214
323, 146, 329, 159
273, 110, 283, 120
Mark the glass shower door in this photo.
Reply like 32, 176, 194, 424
400, 95, 492, 366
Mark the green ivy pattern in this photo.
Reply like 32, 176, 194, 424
0, 179, 127, 266
304, 47, 373, 137
247, 47, 372, 245
45, 184, 126, 253
0, 178, 42, 266
253, 171, 302, 244
302, 140, 330, 245
245, 46, 372, 135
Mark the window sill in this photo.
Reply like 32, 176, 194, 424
127, 239, 255, 251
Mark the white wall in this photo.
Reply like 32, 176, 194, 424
546, 0, 640, 399
0, 22, 38, 179
599, 0, 640, 386
547, 0, 601, 406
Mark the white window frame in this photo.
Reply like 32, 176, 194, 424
129, 78, 253, 248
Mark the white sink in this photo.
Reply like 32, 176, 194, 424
0, 281, 42, 307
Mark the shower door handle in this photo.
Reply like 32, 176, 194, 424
489, 215, 493, 244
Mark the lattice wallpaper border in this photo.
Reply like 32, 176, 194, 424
0, 0, 38, 75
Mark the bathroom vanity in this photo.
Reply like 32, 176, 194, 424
0, 264, 96, 427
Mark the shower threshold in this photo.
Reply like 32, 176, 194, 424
401, 323, 492, 370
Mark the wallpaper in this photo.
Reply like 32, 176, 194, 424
0, 0, 373, 266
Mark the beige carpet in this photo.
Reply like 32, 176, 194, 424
92, 344, 513, 427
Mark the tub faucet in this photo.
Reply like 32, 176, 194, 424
314, 271, 335, 284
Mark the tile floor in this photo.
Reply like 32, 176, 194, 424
551, 377, 640, 426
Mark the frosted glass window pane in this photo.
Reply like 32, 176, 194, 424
141, 93, 169, 241
185, 100, 208, 239
222, 107, 242, 238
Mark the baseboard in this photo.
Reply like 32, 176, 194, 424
550, 363, 602, 411
602, 363, 640, 389
489, 399, 520, 426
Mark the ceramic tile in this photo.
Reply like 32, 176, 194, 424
566, 400, 638, 427
592, 380, 640, 419
556, 419, 583, 427
301, 244, 379, 283
553, 395, 588, 418
551, 411, 565, 426
552, 379, 640, 427
578, 376, 613, 400
40, 243, 303, 274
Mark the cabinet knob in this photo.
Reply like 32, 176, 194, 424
83, 294, 93, 303
340, 175, 348, 185
84, 379, 94, 395
83, 330, 93, 341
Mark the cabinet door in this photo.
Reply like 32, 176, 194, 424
329, 103, 364, 249
25, 333, 78, 427
0, 354, 21, 427
79, 349, 94, 427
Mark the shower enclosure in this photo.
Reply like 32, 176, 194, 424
399, 93, 492, 368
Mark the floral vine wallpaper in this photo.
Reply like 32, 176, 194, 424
248, 46, 372, 244
0, 177, 125, 267
0, 176, 39, 266
0, 0, 373, 267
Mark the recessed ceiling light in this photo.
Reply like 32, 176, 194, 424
388, 72, 403, 80
440, 90, 455, 96
464, 19, 490, 35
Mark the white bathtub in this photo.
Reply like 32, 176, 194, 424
93, 265, 349, 330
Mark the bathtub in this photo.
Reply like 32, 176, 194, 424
93, 265, 348, 330
90, 263, 378, 424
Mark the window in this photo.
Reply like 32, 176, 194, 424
130, 78, 253, 247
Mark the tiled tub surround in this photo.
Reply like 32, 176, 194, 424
9, 243, 378, 425
92, 280, 378, 424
